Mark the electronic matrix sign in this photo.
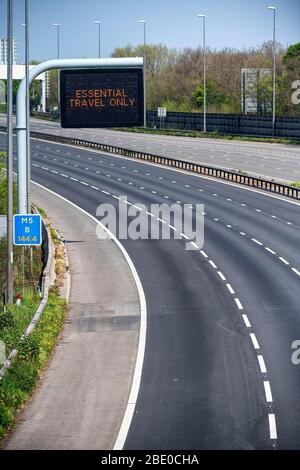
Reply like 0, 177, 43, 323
60, 68, 144, 128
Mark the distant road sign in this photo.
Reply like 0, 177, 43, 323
158, 107, 167, 118
13, 214, 42, 246
60, 68, 144, 128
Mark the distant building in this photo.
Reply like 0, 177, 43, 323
241, 68, 272, 115
45, 71, 51, 100
0, 38, 18, 65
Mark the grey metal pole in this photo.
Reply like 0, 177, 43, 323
98, 23, 101, 58
272, 9, 276, 135
94, 21, 101, 58
268, 6, 276, 135
203, 16, 206, 133
25, 0, 31, 213
57, 25, 60, 110
53, 23, 60, 111
198, 14, 206, 133
139, 20, 146, 128
16, 57, 143, 214
6, 0, 13, 304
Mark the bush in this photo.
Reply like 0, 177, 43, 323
0, 289, 67, 440
0, 309, 15, 329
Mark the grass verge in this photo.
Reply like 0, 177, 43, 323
0, 291, 39, 356
0, 288, 67, 439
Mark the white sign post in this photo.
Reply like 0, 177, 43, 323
157, 107, 167, 129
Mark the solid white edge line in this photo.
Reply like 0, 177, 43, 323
31, 180, 147, 452
268, 413, 277, 440
264, 381, 273, 403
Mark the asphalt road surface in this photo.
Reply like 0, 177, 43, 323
1, 113, 300, 183
5, 184, 140, 450
1, 132, 300, 450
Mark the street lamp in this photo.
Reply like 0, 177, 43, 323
53, 23, 60, 58
198, 14, 206, 133
139, 19, 147, 128
94, 21, 101, 58
53, 23, 60, 112
6, 0, 13, 304
22, 0, 30, 213
268, 6, 276, 135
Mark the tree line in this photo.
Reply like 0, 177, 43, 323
112, 41, 300, 116
1, 42, 298, 117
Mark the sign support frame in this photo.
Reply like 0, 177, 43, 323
16, 57, 143, 215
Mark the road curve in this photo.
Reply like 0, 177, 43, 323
1, 132, 300, 449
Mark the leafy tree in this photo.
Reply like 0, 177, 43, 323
193, 79, 229, 111
283, 43, 300, 63
108, 41, 297, 116
277, 43, 300, 116
257, 74, 273, 115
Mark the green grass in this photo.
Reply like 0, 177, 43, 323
31, 112, 59, 122
114, 127, 300, 146
290, 181, 300, 188
0, 152, 5, 171
35, 206, 47, 219
0, 291, 39, 356
0, 288, 67, 440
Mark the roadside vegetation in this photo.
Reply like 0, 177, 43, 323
0, 156, 67, 442
111, 41, 300, 117
0, 289, 67, 440
2, 41, 298, 118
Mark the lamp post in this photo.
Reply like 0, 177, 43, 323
22, 0, 30, 213
94, 21, 101, 58
139, 19, 146, 128
53, 23, 60, 112
6, 0, 13, 304
198, 14, 206, 133
268, 6, 276, 135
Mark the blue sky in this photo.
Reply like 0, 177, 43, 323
0, 0, 299, 62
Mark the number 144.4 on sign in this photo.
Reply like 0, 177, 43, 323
13, 214, 42, 246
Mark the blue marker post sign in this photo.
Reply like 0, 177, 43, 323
13, 214, 42, 246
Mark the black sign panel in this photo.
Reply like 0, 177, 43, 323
60, 68, 144, 128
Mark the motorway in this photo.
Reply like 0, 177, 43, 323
1, 131, 300, 449
1, 113, 300, 183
